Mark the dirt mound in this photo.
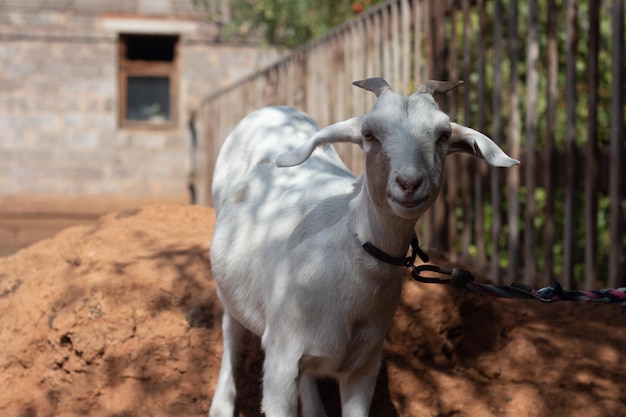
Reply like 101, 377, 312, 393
0, 204, 624, 417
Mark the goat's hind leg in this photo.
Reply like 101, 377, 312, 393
209, 310, 247, 417
339, 358, 381, 417
299, 372, 328, 417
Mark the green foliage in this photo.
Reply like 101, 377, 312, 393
194, 0, 384, 48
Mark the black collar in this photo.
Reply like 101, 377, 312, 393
362, 234, 429, 267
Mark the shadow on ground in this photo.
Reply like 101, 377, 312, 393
0, 205, 624, 417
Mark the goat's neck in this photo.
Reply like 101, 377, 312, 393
350, 178, 419, 259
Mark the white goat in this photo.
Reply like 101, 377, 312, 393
209, 78, 518, 417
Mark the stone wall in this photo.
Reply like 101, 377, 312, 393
0, 1, 280, 200
0, 0, 281, 255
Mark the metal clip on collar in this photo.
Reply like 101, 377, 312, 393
410, 264, 475, 288
362, 234, 474, 288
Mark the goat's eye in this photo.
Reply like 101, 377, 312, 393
437, 131, 451, 143
363, 132, 377, 142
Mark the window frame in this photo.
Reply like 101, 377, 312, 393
118, 34, 180, 130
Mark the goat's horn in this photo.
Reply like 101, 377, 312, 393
352, 77, 392, 97
417, 80, 464, 95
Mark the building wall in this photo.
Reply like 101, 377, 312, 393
0, 1, 280, 200
0, 0, 281, 255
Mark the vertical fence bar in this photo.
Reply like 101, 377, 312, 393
334, 35, 346, 124
460, 0, 471, 114
382, 4, 392, 81
460, 0, 473, 259
354, 19, 366, 114
431, 0, 448, 250
563, 0, 578, 288
401, 0, 411, 95
524, 0, 539, 286
418, 0, 432, 248
306, 48, 316, 118
543, 0, 558, 286
349, 23, 359, 114
365, 14, 375, 78
422, 0, 431, 79
434, 0, 446, 80
507, 0, 521, 283
584, 0, 600, 289
413, 0, 423, 86
390, 0, 401, 90
325, 39, 334, 124
372, 13, 383, 77
608, 0, 624, 288
297, 53, 307, 111
491, 0, 504, 283
474, 0, 488, 265
285, 57, 294, 108
353, 19, 368, 175
446, 7, 460, 262
277, 62, 286, 105
317, 45, 330, 126
346, 25, 357, 165
335, 31, 351, 169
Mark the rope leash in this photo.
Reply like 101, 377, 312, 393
362, 236, 626, 306
410, 264, 626, 305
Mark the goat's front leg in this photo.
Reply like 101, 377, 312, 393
209, 311, 246, 417
338, 358, 381, 417
261, 334, 301, 417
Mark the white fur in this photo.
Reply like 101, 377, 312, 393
209, 78, 518, 417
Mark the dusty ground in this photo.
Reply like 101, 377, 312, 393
0, 195, 186, 257
0, 204, 624, 417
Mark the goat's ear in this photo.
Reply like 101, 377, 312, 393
276, 116, 363, 167
448, 123, 520, 167
417, 80, 464, 95
352, 78, 392, 97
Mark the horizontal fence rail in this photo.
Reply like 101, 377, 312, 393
192, 0, 625, 288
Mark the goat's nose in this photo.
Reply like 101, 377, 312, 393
396, 174, 422, 193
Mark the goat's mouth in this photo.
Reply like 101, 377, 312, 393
388, 194, 429, 216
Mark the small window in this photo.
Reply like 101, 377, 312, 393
118, 34, 179, 128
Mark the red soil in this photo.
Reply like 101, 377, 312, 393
0, 204, 624, 417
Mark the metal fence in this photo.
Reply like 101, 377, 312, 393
192, 0, 625, 288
